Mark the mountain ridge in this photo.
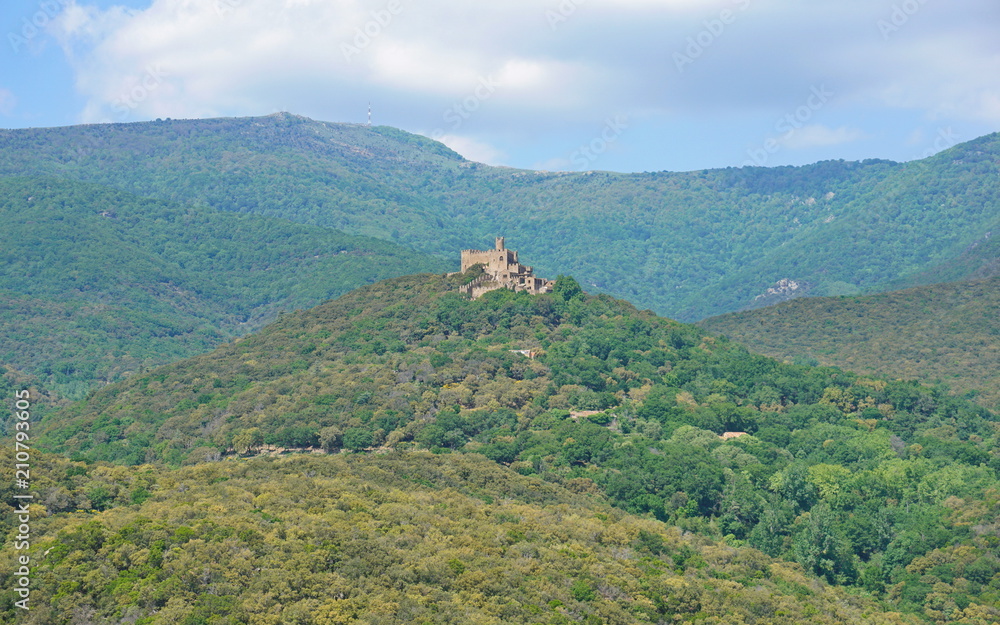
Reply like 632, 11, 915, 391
699, 275, 1000, 410
4, 115, 1000, 625
0, 175, 448, 404
2, 114, 998, 320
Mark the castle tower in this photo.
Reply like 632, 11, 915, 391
457, 237, 554, 299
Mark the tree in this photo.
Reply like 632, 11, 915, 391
319, 426, 343, 453
552, 275, 583, 301
342, 427, 374, 451
233, 427, 264, 454
792, 503, 857, 585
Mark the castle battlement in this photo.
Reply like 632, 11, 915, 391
458, 237, 554, 299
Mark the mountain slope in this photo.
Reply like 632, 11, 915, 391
33, 271, 1000, 620
891, 232, 1000, 288
0, 449, 924, 625
2, 114, 998, 319
0, 175, 448, 401
699, 277, 1000, 409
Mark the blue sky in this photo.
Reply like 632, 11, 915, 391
1, 0, 998, 173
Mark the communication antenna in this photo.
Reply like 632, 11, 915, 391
367, 102, 372, 127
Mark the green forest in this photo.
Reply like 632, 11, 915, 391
6, 272, 998, 623
2, 115, 1000, 624
1, 114, 998, 320
1, 114, 998, 413
700, 276, 1000, 410
0, 449, 928, 625
0, 175, 446, 401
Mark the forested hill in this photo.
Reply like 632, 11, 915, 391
699, 276, 1000, 410
888, 230, 1000, 289
0, 450, 924, 625
2, 114, 998, 320
0, 175, 447, 401
31, 271, 1000, 621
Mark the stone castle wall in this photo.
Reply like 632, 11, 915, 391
458, 237, 554, 298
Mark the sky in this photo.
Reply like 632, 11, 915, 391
1, 0, 998, 173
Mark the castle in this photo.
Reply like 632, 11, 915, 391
457, 237, 555, 299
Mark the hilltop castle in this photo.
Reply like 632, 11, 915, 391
457, 237, 555, 299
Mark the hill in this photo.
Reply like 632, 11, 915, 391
0, 175, 447, 402
0, 450, 925, 625
30, 271, 1000, 621
2, 114, 999, 320
699, 277, 1000, 410
890, 233, 1000, 289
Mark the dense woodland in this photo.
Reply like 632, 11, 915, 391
1, 114, 998, 320
10, 273, 999, 623
700, 276, 1000, 410
0, 450, 930, 625
0, 176, 446, 402
1, 114, 998, 409
2, 115, 1000, 623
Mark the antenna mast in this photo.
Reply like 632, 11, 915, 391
367, 102, 372, 127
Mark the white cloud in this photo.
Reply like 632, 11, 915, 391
532, 156, 572, 172
434, 133, 506, 166
779, 125, 865, 150
39, 0, 1000, 169
864, 29, 1000, 124
50, 0, 696, 119
369, 43, 483, 94
496, 58, 549, 92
